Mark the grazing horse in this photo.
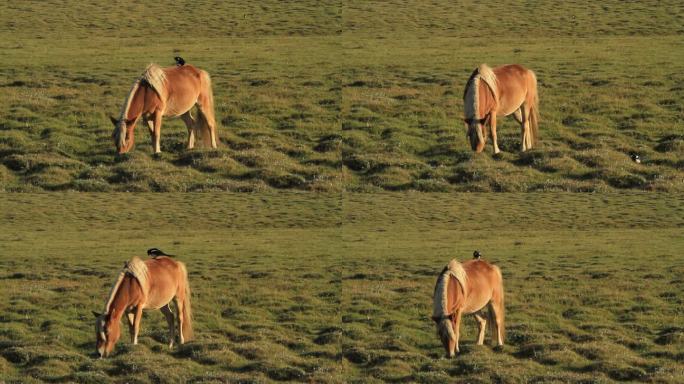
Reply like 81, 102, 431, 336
92, 256, 193, 358
109, 62, 217, 154
432, 258, 505, 358
463, 64, 539, 153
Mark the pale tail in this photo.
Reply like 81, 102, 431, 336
179, 261, 194, 341
195, 70, 216, 147
528, 71, 539, 146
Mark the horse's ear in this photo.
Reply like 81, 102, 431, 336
92, 311, 102, 318
109, 116, 118, 126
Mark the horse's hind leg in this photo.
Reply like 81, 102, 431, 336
180, 111, 196, 150
518, 106, 529, 152
143, 117, 154, 135
160, 304, 176, 348
174, 297, 186, 344
474, 312, 487, 345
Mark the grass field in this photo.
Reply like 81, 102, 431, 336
1, 193, 684, 383
2, 1, 684, 383
1, 1, 683, 191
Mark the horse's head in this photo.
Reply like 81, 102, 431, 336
93, 311, 121, 358
465, 116, 488, 153
109, 116, 132, 154
432, 315, 457, 358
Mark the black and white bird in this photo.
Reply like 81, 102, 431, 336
174, 56, 185, 66
473, 250, 482, 260
147, 248, 175, 258
631, 154, 641, 164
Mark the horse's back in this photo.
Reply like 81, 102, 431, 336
143, 257, 185, 308
462, 260, 503, 312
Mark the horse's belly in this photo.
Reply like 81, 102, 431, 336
463, 294, 491, 314
144, 291, 175, 310
164, 97, 198, 118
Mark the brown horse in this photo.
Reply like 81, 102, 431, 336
463, 64, 539, 154
432, 258, 505, 358
92, 256, 193, 358
109, 63, 217, 154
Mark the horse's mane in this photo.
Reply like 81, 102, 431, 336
115, 64, 167, 148
433, 259, 468, 317
103, 257, 150, 314
433, 259, 468, 341
463, 69, 481, 121
477, 64, 498, 102
463, 64, 499, 121
141, 64, 167, 99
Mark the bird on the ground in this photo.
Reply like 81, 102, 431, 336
174, 56, 185, 66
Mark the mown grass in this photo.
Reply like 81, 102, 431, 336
1, 193, 683, 383
1, 1, 683, 191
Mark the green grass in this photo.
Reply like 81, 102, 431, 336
1, 1, 683, 191
1, 193, 684, 383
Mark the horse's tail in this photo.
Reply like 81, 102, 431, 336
178, 261, 194, 341
528, 70, 540, 146
196, 70, 217, 147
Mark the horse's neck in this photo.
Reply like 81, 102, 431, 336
478, 81, 496, 116
124, 85, 147, 122
108, 276, 136, 318
448, 275, 466, 311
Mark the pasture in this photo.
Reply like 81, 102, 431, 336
1, 1, 683, 191
1, 193, 684, 383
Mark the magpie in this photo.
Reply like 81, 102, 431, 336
147, 248, 175, 258
473, 250, 482, 260
631, 154, 641, 164
174, 56, 185, 66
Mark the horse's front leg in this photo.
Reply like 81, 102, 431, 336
452, 310, 463, 356
160, 304, 176, 348
152, 110, 163, 154
490, 113, 500, 154
132, 306, 143, 345
126, 311, 135, 343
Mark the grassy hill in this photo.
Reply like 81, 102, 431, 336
1, 193, 683, 383
1, 1, 683, 191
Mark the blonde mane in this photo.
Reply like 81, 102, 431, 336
477, 64, 498, 104
103, 257, 150, 314
141, 64, 167, 100
464, 72, 480, 121
464, 64, 499, 123
433, 259, 468, 341
115, 64, 167, 148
